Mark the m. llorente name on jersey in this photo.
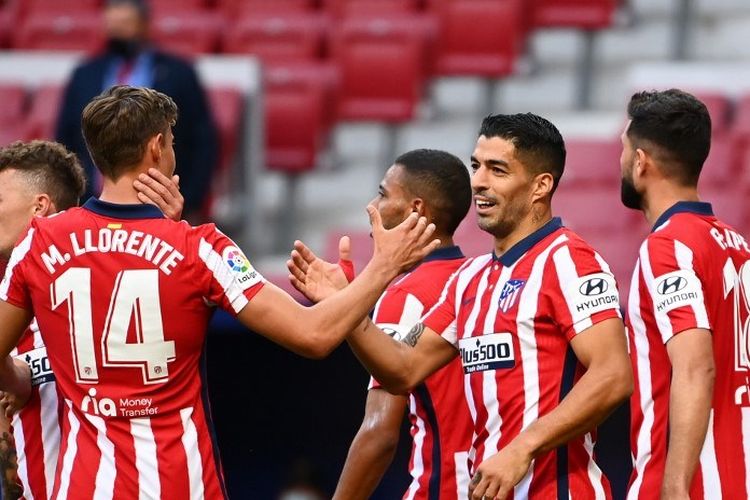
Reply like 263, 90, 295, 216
40, 227, 185, 275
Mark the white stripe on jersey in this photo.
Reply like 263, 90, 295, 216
627, 253, 655, 500
699, 410, 722, 499
132, 418, 161, 500
553, 245, 594, 333
639, 243, 675, 342
14, 414, 30, 500
482, 266, 511, 462
198, 238, 248, 313
584, 432, 606, 500
514, 234, 568, 498
39, 382, 61, 499
403, 395, 426, 500
0, 227, 34, 300
673, 240, 710, 328
56, 402, 81, 500
88, 414, 116, 500
180, 407, 205, 500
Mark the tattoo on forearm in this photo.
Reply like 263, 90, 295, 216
401, 323, 425, 347
0, 431, 21, 500
470, 472, 482, 486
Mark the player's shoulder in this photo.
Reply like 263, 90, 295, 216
646, 213, 714, 253
549, 227, 602, 260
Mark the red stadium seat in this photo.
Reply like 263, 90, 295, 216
432, 0, 525, 77
731, 94, 750, 182
563, 138, 622, 186
0, 123, 28, 148
265, 76, 326, 172
23, 85, 64, 141
150, 10, 223, 57
322, 0, 420, 18
699, 133, 735, 187
701, 184, 748, 234
0, 4, 15, 48
586, 228, 646, 302
18, 0, 100, 20
0, 84, 28, 127
331, 14, 435, 122
530, 0, 616, 30
147, 0, 208, 14
206, 86, 245, 173
222, 12, 328, 63
12, 10, 104, 51
552, 185, 639, 234
690, 91, 732, 135
218, 0, 315, 16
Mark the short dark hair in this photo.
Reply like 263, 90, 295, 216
105, 0, 150, 20
626, 89, 711, 186
0, 140, 86, 210
394, 149, 471, 236
478, 113, 566, 193
82, 85, 177, 181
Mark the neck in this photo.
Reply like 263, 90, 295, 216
435, 235, 455, 250
493, 206, 553, 256
98, 167, 146, 205
641, 179, 699, 226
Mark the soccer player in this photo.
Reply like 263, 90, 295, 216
623, 89, 750, 499
0, 139, 184, 500
0, 85, 438, 498
290, 113, 633, 499
333, 149, 473, 500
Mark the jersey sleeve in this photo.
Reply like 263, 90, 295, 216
422, 268, 462, 347
0, 226, 36, 311
639, 234, 710, 344
547, 241, 622, 341
369, 288, 425, 391
191, 224, 266, 315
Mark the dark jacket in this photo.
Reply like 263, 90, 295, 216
55, 49, 219, 215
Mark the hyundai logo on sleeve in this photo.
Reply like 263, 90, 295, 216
657, 276, 688, 295
579, 277, 608, 296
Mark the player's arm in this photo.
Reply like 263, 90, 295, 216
0, 403, 21, 500
469, 317, 632, 500
237, 209, 440, 359
0, 302, 32, 404
333, 389, 407, 500
661, 328, 714, 498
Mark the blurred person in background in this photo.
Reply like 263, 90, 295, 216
0, 139, 183, 500
55, 0, 218, 222
623, 89, 750, 499
332, 149, 473, 500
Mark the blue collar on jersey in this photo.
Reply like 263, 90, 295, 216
83, 197, 166, 219
493, 217, 563, 266
422, 245, 464, 263
651, 201, 713, 232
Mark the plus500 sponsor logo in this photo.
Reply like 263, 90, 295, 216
458, 333, 515, 374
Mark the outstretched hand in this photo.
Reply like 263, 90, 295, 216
287, 237, 351, 303
368, 205, 440, 276
134, 168, 184, 221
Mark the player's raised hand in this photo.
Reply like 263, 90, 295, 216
134, 168, 184, 221
287, 240, 350, 303
368, 205, 440, 275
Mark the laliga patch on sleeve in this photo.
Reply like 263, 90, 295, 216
222, 246, 263, 290
570, 272, 620, 316
651, 269, 703, 314
458, 333, 515, 374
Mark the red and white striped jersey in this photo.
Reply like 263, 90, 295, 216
627, 201, 750, 499
368, 246, 473, 500
0, 198, 266, 499
423, 218, 621, 499
10, 320, 61, 500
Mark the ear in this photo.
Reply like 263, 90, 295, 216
634, 148, 648, 178
411, 197, 426, 217
148, 133, 164, 165
530, 172, 554, 203
32, 193, 55, 217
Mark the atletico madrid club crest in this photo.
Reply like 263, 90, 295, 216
498, 279, 526, 312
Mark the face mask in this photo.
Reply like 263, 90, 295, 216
107, 37, 142, 60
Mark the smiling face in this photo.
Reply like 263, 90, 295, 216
470, 135, 537, 240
